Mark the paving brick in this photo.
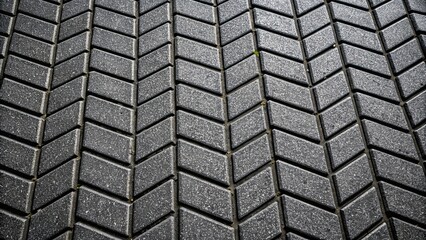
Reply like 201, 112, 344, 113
56, 32, 90, 63
371, 150, 426, 193
134, 180, 175, 232
180, 208, 234, 240
140, 3, 170, 34
94, 8, 136, 37
175, 0, 215, 24
10, 33, 54, 65
273, 130, 328, 174
59, 12, 92, 41
139, 44, 172, 78
389, 38, 423, 74
355, 93, 407, 129
0, 0, 18, 15
138, 66, 173, 103
233, 134, 271, 182
91, 49, 135, 80
313, 72, 349, 110
96, 0, 136, 16
334, 155, 372, 203
176, 59, 221, 94
5, 55, 52, 89
177, 111, 226, 151
177, 36, 221, 69
44, 101, 83, 141
140, 23, 171, 56
415, 125, 426, 157
335, 22, 382, 52
178, 139, 229, 185
53, 231, 72, 240
177, 84, 224, 121
93, 27, 136, 59
411, 13, 426, 32
286, 233, 308, 240
61, 0, 93, 21
89, 74, 133, 106
397, 62, 426, 99
374, 0, 405, 28
230, 106, 266, 148
257, 29, 303, 61
223, 33, 254, 68
138, 90, 173, 130
363, 120, 417, 159
331, 2, 375, 30
52, 53, 89, 88
39, 129, 80, 174
134, 146, 174, 195
278, 161, 334, 208
406, 0, 426, 13
282, 195, 341, 239
382, 18, 414, 50
135, 217, 174, 240
347, 68, 399, 102
27, 193, 75, 240
253, 8, 297, 38
261, 51, 308, 85
136, 117, 175, 159
74, 222, 121, 240
0, 210, 28, 240
218, 0, 249, 23
380, 182, 426, 224
179, 172, 232, 221
362, 223, 390, 240
298, 5, 329, 37
0, 136, 39, 176
49, 76, 86, 114
15, 13, 57, 43
294, 0, 323, 16
140, 0, 168, 14
77, 187, 131, 235
392, 218, 426, 240
327, 124, 364, 169
342, 188, 382, 239
252, 0, 292, 16
0, 14, 13, 35
0, 78, 47, 114
227, 79, 262, 119
84, 122, 134, 163
19, 0, 60, 23
221, 12, 251, 45
225, 55, 258, 92
320, 98, 356, 138
33, 160, 77, 209
80, 152, 131, 198
0, 170, 33, 213
341, 44, 391, 76
0, 105, 44, 144
309, 48, 342, 84
264, 74, 313, 112
303, 25, 335, 59
269, 101, 320, 141
239, 203, 281, 240
338, 0, 369, 9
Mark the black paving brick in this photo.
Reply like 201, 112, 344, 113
14, 13, 57, 43
273, 129, 328, 174
133, 180, 175, 232
320, 98, 356, 138
59, 12, 92, 41
218, 0, 249, 24
363, 223, 390, 240
298, 5, 329, 37
223, 33, 254, 68
74, 222, 121, 240
80, 152, 131, 198
0, 14, 13, 35
220, 12, 251, 45
293, 0, 323, 16
392, 218, 426, 240
230, 106, 266, 148
84, 122, 134, 163
327, 124, 364, 169
92, 27, 136, 59
252, 0, 292, 16
56, 32, 90, 63
411, 13, 426, 32
44, 101, 84, 141
139, 23, 171, 56
406, 0, 426, 13
48, 76, 86, 114
331, 2, 375, 30
396, 61, 426, 99
138, 90, 173, 130
225, 55, 258, 92
77, 187, 132, 235
0, 135, 39, 176
140, 0, 169, 14
381, 18, 414, 50
18, 0, 60, 23
0, 210, 28, 240
335, 22, 382, 51
176, 36, 220, 69
233, 134, 271, 182
94, 8, 136, 37
96, 0, 136, 17
303, 25, 335, 59
140, 3, 170, 34
253, 8, 297, 38
342, 44, 391, 76
179, 172, 232, 221
33, 159, 77, 209
175, 0, 215, 24
138, 44, 171, 78
138, 66, 172, 103
415, 125, 426, 157
136, 217, 174, 240
389, 38, 423, 74
0, 104, 44, 144
134, 146, 174, 195
374, 0, 406, 28
89, 71, 134, 106
90, 49, 135, 80
61, 0, 93, 21
0, 170, 33, 213
39, 129, 80, 175
309, 48, 342, 84
257, 29, 303, 61
180, 208, 234, 240
0, 0, 18, 15
5, 55, 52, 89
52, 53, 89, 88
0, 78, 47, 114
239, 202, 282, 240
227, 79, 262, 120
10, 33, 55, 65
136, 117, 174, 159
261, 51, 308, 85
176, 59, 222, 94
175, 15, 216, 45
277, 161, 335, 208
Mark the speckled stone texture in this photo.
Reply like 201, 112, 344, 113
1, 0, 425, 239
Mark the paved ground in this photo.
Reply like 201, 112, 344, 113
0, 0, 425, 239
